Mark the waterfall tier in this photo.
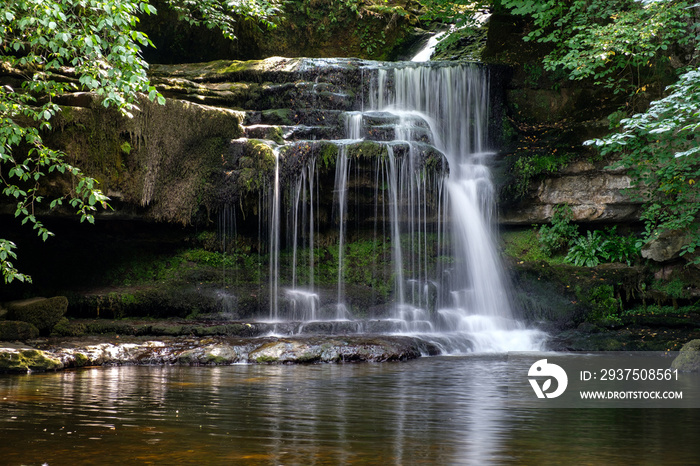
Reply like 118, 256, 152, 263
151, 58, 546, 352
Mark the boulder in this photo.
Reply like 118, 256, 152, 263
0, 321, 40, 341
248, 336, 439, 364
671, 339, 700, 372
642, 230, 691, 263
0, 346, 63, 373
6, 296, 68, 335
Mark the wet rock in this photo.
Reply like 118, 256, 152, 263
248, 336, 437, 364
176, 342, 251, 365
0, 344, 63, 373
672, 339, 700, 372
18, 334, 441, 370
6, 296, 68, 335
249, 340, 322, 363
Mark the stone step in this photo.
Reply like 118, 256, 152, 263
242, 111, 436, 143
156, 81, 357, 112
149, 57, 374, 87
243, 125, 343, 142
243, 109, 344, 127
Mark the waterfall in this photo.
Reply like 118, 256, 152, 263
243, 59, 545, 351
391, 65, 512, 319
366, 64, 544, 351
288, 159, 319, 321
334, 145, 351, 320
269, 148, 281, 321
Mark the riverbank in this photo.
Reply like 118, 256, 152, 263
2, 314, 699, 373
0, 324, 442, 372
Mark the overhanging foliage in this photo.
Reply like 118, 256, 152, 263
0, 0, 277, 284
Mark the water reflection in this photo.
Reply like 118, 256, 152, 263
1, 358, 699, 465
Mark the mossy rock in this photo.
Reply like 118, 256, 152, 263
0, 349, 62, 373
261, 108, 294, 126
0, 321, 40, 341
671, 339, 700, 372
6, 296, 68, 335
50, 317, 87, 337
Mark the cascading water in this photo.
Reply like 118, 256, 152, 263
252, 59, 545, 352
365, 64, 544, 352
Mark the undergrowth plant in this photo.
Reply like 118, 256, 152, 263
537, 204, 579, 256
565, 230, 607, 267
535, 204, 642, 267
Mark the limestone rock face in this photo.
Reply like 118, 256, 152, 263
46, 95, 245, 225
672, 339, 700, 372
500, 167, 642, 224
6, 297, 68, 335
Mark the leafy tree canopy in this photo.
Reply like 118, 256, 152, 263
502, 0, 696, 98
0, 0, 278, 284
498, 0, 700, 262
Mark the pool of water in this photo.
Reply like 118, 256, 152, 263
1, 356, 699, 465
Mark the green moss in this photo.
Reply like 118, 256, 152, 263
505, 151, 574, 200
318, 141, 339, 168
348, 141, 388, 160
205, 355, 229, 364
295, 352, 320, 363
0, 321, 40, 340
215, 58, 302, 76
51, 317, 87, 337
577, 284, 622, 325
653, 278, 686, 300
623, 303, 700, 318
255, 355, 279, 363
7, 297, 68, 335
238, 139, 276, 193
0, 349, 62, 373
73, 352, 89, 367
151, 59, 298, 80
501, 229, 565, 264
261, 109, 293, 125
432, 24, 488, 61
268, 126, 284, 144
51, 97, 244, 226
